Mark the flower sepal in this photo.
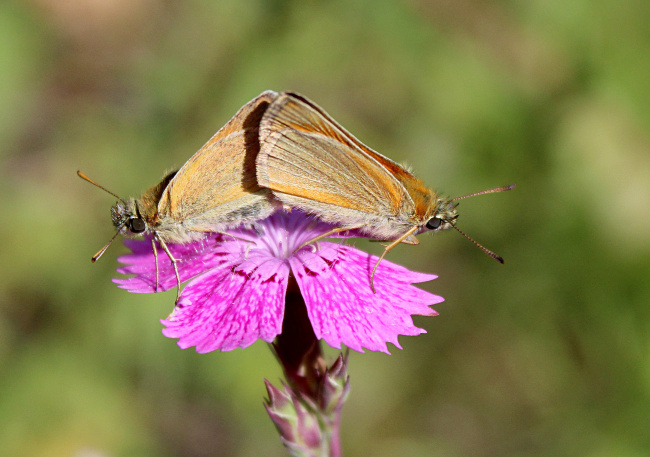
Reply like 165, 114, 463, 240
264, 380, 327, 457
265, 352, 349, 457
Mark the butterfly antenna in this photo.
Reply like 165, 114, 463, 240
78, 170, 128, 262
445, 184, 514, 263
450, 224, 504, 264
77, 170, 125, 202
91, 227, 124, 263
451, 184, 515, 201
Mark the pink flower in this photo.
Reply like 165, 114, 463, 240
114, 211, 442, 354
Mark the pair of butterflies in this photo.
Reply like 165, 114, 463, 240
80, 90, 513, 296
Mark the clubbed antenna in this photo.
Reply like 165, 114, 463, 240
450, 224, 504, 263
451, 184, 515, 202
77, 170, 126, 203
77, 170, 126, 262
448, 183, 515, 263
91, 227, 124, 263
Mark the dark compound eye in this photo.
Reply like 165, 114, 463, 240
426, 217, 443, 230
129, 218, 146, 233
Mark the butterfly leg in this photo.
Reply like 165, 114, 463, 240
156, 236, 182, 304
151, 238, 160, 292
193, 226, 258, 246
293, 226, 363, 254
219, 231, 257, 245
370, 226, 420, 293
209, 229, 256, 258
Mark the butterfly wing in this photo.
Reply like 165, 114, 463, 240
257, 92, 416, 231
158, 90, 279, 230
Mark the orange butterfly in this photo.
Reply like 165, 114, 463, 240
80, 90, 281, 300
257, 92, 513, 291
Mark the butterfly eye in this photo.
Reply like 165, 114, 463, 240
129, 218, 146, 233
426, 217, 443, 231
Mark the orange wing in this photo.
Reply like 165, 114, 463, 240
257, 93, 414, 219
158, 91, 279, 226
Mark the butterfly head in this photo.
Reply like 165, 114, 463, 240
424, 199, 458, 232
112, 199, 149, 237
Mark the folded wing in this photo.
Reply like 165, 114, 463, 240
159, 91, 279, 226
257, 93, 413, 220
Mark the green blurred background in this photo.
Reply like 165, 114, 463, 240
1, 0, 649, 456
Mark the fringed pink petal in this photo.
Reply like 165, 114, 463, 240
291, 243, 442, 354
161, 256, 290, 353
113, 210, 443, 354
113, 234, 245, 293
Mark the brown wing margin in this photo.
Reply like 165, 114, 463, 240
258, 92, 414, 216
280, 92, 420, 184
158, 91, 279, 219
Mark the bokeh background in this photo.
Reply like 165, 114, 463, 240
1, 0, 649, 456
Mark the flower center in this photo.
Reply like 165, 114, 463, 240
231, 211, 334, 261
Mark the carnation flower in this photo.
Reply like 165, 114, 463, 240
113, 210, 443, 354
